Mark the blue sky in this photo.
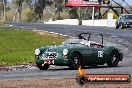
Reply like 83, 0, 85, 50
118, 0, 132, 5
7, 0, 132, 5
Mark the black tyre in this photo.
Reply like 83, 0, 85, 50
37, 64, 50, 70
68, 53, 82, 70
115, 25, 119, 29
121, 24, 125, 29
107, 51, 120, 67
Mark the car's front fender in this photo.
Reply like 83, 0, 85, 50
106, 46, 123, 61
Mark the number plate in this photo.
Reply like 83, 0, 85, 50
44, 59, 54, 64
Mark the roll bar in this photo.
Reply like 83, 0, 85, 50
77, 33, 104, 46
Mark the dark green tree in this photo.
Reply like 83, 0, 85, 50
33, 0, 53, 21
53, 0, 64, 20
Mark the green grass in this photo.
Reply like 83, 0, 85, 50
0, 23, 9, 26
0, 28, 65, 66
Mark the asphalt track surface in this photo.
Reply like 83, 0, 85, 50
0, 22, 132, 80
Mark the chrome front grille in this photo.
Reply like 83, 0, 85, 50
127, 22, 132, 25
42, 52, 58, 59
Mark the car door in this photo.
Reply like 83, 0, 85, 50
93, 47, 107, 64
83, 46, 105, 65
81, 46, 95, 65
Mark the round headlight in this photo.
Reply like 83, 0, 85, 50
63, 49, 68, 55
126, 22, 129, 24
35, 49, 40, 55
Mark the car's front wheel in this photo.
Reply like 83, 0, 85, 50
68, 52, 82, 70
37, 64, 50, 70
107, 51, 120, 67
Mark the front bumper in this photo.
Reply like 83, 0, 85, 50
124, 22, 132, 27
35, 51, 71, 66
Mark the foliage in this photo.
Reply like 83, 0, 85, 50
0, 0, 76, 22
0, 28, 64, 66
0, 0, 8, 21
60, 10, 69, 19
53, 0, 64, 20
12, 0, 24, 22
5, 11, 13, 21
22, 8, 37, 22
43, 7, 54, 21
32, 0, 53, 21
102, 12, 118, 19
68, 7, 78, 19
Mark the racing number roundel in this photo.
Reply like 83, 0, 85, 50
98, 51, 103, 58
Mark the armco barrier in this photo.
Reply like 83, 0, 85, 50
44, 19, 116, 27
82, 19, 116, 27
44, 19, 79, 25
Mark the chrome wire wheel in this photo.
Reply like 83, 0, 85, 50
107, 51, 120, 67
68, 53, 81, 70
112, 55, 117, 63
74, 56, 79, 65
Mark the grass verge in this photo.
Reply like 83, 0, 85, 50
0, 23, 9, 26
0, 28, 65, 66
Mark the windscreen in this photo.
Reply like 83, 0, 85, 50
79, 33, 103, 45
89, 34, 103, 45
124, 15, 132, 19
64, 38, 88, 45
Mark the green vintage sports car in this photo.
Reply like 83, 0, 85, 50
35, 33, 123, 70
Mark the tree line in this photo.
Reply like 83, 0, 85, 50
1, 0, 131, 22
0, 0, 73, 22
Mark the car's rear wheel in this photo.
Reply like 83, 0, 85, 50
37, 64, 50, 70
107, 51, 120, 67
121, 24, 125, 29
68, 52, 82, 70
